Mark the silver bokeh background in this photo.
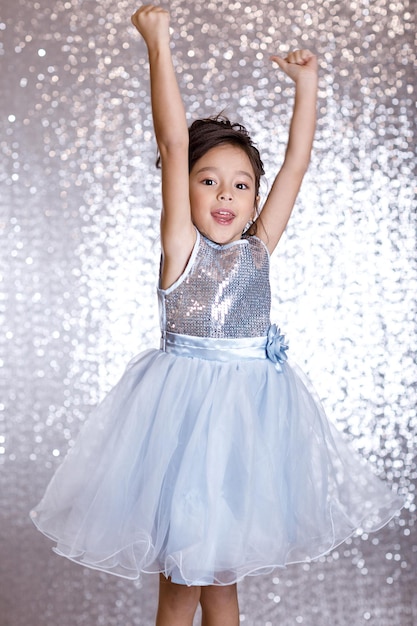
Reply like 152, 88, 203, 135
1, 0, 416, 624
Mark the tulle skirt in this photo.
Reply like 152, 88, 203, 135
30, 335, 403, 585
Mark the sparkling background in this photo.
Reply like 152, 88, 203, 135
1, 0, 416, 624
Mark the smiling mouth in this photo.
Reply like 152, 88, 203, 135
211, 210, 235, 225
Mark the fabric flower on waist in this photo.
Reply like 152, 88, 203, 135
266, 324, 289, 372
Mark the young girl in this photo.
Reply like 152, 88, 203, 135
31, 5, 403, 626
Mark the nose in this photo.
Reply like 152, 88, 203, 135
218, 188, 233, 201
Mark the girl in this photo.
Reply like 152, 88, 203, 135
31, 5, 403, 626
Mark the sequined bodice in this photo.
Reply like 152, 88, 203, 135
158, 231, 271, 339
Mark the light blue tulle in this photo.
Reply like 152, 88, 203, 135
30, 335, 403, 585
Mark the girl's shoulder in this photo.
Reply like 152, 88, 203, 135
158, 228, 201, 295
241, 233, 271, 258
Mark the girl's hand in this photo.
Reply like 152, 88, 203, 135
270, 50, 318, 83
131, 5, 170, 50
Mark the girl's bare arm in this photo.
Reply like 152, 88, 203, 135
255, 50, 318, 254
131, 5, 195, 288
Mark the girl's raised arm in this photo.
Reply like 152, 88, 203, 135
131, 6, 195, 289
255, 50, 318, 254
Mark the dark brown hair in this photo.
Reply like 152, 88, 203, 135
188, 116, 265, 198
156, 115, 265, 198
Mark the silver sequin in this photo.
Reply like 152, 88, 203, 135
159, 233, 271, 338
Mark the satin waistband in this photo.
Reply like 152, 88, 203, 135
161, 331, 268, 361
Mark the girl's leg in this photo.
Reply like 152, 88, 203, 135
156, 574, 201, 626
200, 583, 239, 626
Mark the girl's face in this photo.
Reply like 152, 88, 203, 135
189, 143, 258, 245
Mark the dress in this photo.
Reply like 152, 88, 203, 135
30, 230, 403, 585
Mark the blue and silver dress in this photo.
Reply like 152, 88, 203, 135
30, 230, 403, 585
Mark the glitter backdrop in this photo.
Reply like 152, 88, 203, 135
1, 0, 416, 624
